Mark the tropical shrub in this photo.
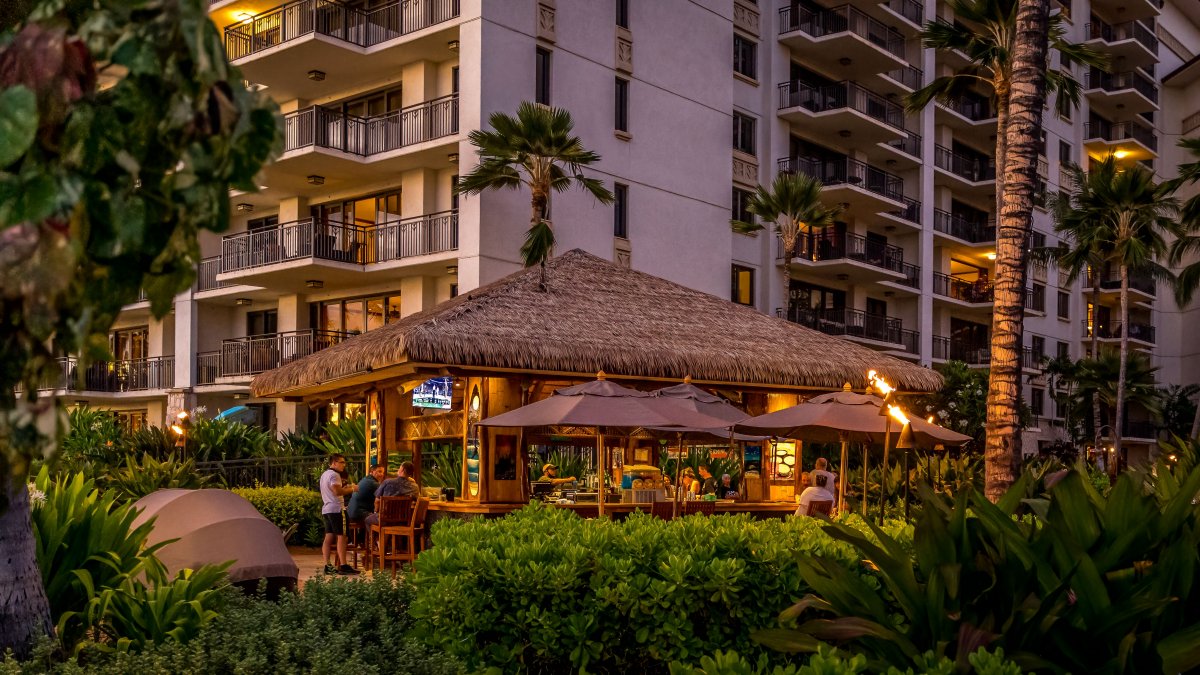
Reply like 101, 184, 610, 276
124, 426, 178, 461
186, 416, 276, 462
422, 444, 463, 490
668, 646, 1024, 675
104, 454, 210, 502
412, 504, 908, 672
232, 485, 322, 545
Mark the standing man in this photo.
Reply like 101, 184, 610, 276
320, 454, 359, 576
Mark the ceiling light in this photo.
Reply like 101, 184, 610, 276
838, 130, 851, 138
986, 252, 997, 260
836, 274, 850, 281
448, 153, 459, 164
236, 202, 253, 213
234, 11, 255, 22
839, 57, 852, 66
447, 39, 460, 51
446, 265, 458, 275
306, 279, 324, 289
307, 70, 326, 82
1113, 149, 1130, 159
235, 297, 252, 306
306, 175, 325, 185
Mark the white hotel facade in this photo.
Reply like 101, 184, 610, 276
55, 0, 1200, 459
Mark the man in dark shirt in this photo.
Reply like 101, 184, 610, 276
699, 465, 718, 496
348, 464, 387, 522
365, 462, 421, 527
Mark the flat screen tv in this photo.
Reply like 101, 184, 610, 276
412, 376, 453, 410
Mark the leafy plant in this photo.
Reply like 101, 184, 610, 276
908, 361, 988, 448
422, 444, 463, 490
667, 646, 1024, 675
314, 415, 366, 457
89, 565, 230, 653
232, 485, 322, 546
125, 426, 179, 461
185, 417, 277, 463
104, 454, 211, 502
59, 406, 128, 466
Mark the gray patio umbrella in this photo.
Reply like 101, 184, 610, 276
478, 375, 735, 516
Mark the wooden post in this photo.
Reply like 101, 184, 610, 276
838, 432, 849, 516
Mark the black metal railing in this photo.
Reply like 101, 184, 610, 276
887, 196, 921, 224
886, 0, 923, 25
777, 80, 905, 130
1083, 320, 1156, 343
1083, 119, 1158, 151
220, 210, 458, 273
283, 94, 458, 156
778, 4, 906, 59
885, 131, 922, 158
778, 156, 904, 202
791, 231, 908, 272
931, 337, 1035, 367
933, 273, 993, 303
940, 95, 994, 121
196, 256, 232, 292
197, 454, 368, 489
934, 144, 996, 182
197, 351, 220, 385
778, 307, 905, 345
1087, 17, 1158, 52
883, 64, 923, 90
1122, 420, 1157, 439
1085, 267, 1156, 295
219, 329, 350, 378
1085, 69, 1159, 103
899, 329, 920, 354
1026, 286, 1046, 313
933, 209, 995, 243
224, 0, 461, 60
36, 356, 174, 392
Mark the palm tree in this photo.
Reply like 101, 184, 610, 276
730, 173, 839, 319
1163, 137, 1200, 438
1073, 351, 1163, 467
1059, 157, 1178, 475
456, 102, 614, 269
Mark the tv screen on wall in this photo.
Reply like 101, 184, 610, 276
412, 376, 453, 410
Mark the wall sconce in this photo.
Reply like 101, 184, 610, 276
470, 390, 481, 413
446, 265, 458, 275
306, 175, 325, 185
447, 152, 459, 164
447, 39, 460, 51
236, 202, 254, 213
836, 274, 850, 281
235, 298, 252, 306
838, 130, 851, 138
307, 70, 326, 81
305, 279, 324, 289
839, 57, 852, 66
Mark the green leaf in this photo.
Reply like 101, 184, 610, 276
0, 86, 38, 167
750, 628, 822, 653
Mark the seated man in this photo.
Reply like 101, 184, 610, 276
812, 457, 838, 504
365, 461, 420, 526
713, 473, 740, 499
348, 464, 387, 524
539, 463, 577, 487
795, 473, 835, 517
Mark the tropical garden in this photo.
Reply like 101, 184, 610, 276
4, 0, 1200, 673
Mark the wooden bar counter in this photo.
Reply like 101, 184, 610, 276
426, 500, 797, 525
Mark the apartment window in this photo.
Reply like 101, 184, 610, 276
734, 35, 757, 80
1031, 387, 1045, 418
732, 187, 755, 226
110, 327, 148, 361
1031, 335, 1045, 360
451, 174, 459, 210
248, 215, 279, 231
314, 293, 403, 334
733, 112, 756, 156
1056, 92, 1072, 120
535, 48, 552, 105
1039, 130, 1048, 157
613, 183, 629, 238
615, 77, 630, 132
452, 66, 459, 94
1056, 340, 1069, 360
450, 283, 459, 298
246, 310, 277, 336
1059, 140, 1072, 164
1057, 290, 1070, 319
616, 0, 629, 28
731, 265, 755, 306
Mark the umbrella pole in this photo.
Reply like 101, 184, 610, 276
879, 416, 891, 525
596, 428, 605, 519
903, 449, 910, 520
837, 432, 848, 517
861, 443, 868, 517
674, 433, 684, 518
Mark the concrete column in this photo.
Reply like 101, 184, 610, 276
276, 293, 308, 332
276, 402, 307, 435
401, 61, 440, 107
400, 276, 438, 317
173, 294, 198, 388
278, 196, 308, 222
400, 168, 440, 218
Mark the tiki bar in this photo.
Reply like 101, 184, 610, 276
250, 250, 942, 522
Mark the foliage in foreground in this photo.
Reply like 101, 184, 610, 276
669, 646, 1023, 675
412, 503, 910, 673
1, 576, 461, 675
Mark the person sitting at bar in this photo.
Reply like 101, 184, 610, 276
795, 473, 835, 516
812, 457, 838, 504
677, 467, 700, 497
714, 473, 739, 499
539, 463, 577, 487
365, 462, 420, 527
348, 464, 387, 523
699, 465, 717, 495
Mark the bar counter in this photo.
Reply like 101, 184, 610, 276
425, 500, 797, 524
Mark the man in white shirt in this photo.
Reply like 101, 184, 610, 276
812, 457, 838, 504
319, 454, 359, 575
795, 473, 836, 517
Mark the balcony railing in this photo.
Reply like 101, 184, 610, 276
1086, 18, 1158, 52
885, 130, 922, 158
777, 80, 905, 130
931, 337, 1035, 367
1183, 111, 1200, 135
778, 156, 903, 202
1083, 321, 1156, 343
36, 356, 175, 392
224, 0, 461, 60
283, 95, 458, 156
220, 210, 459, 273
934, 144, 996, 182
778, 4, 906, 59
197, 256, 232, 292
884, 64, 924, 90
1085, 69, 1159, 103
887, 196, 921, 224
197, 351, 220, 386
899, 329, 920, 354
940, 95, 994, 121
1085, 266, 1156, 295
885, 0, 923, 25
1083, 120, 1158, 151
790, 231, 918, 284
933, 209, 995, 243
1122, 419, 1157, 439
220, 329, 350, 378
778, 307, 906, 345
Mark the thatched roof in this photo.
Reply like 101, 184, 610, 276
251, 250, 942, 397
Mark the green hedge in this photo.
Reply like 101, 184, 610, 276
232, 485, 323, 546
411, 504, 908, 673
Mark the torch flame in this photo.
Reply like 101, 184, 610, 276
887, 405, 909, 426
867, 370, 894, 396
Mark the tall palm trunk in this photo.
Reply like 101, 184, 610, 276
1091, 283, 1103, 458
0, 479, 52, 657
1112, 264, 1130, 476
984, 0, 1050, 502
995, 87, 1011, 219
781, 223, 798, 321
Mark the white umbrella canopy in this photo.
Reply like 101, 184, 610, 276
734, 390, 970, 446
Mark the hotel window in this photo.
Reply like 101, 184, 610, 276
452, 66, 459, 94
615, 77, 630, 132
1031, 387, 1045, 418
246, 309, 277, 336
315, 293, 403, 334
1057, 290, 1070, 319
1056, 340, 1069, 360
1056, 91, 1072, 120
733, 112, 756, 156
616, 0, 629, 28
110, 326, 148, 361
731, 265, 755, 306
734, 35, 757, 80
248, 215, 278, 231
1031, 335, 1045, 360
732, 187, 755, 226
613, 183, 629, 238
1059, 140, 1072, 165
535, 47, 552, 105
451, 174, 459, 211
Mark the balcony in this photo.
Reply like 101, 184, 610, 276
876, 64, 923, 98
778, 155, 904, 216
881, 0, 923, 30
1084, 18, 1158, 67
218, 211, 459, 291
933, 209, 995, 245
267, 95, 459, 191
223, 0, 462, 100
778, 307, 909, 348
1085, 266, 1156, 298
935, 95, 996, 142
1085, 69, 1159, 115
1083, 119, 1157, 161
931, 337, 1036, 368
932, 276, 1036, 309
778, 4, 908, 76
1122, 419, 1158, 441
874, 130, 922, 171
203, 329, 351, 382
777, 80, 908, 146
1083, 320, 1156, 345
786, 231, 920, 287
1089, 0, 1160, 23
933, 145, 995, 199
881, 196, 922, 228
35, 356, 175, 394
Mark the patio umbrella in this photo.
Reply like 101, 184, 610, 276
734, 387, 970, 514
478, 376, 735, 516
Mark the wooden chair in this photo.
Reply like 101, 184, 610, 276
684, 501, 716, 516
366, 497, 413, 572
379, 497, 429, 577
804, 500, 834, 518
345, 520, 364, 568
650, 501, 676, 520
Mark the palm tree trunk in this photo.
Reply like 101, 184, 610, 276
995, 89, 1010, 219
1113, 264, 1130, 476
0, 479, 53, 657
782, 257, 793, 322
1091, 283, 1103, 459
984, 0, 1050, 502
